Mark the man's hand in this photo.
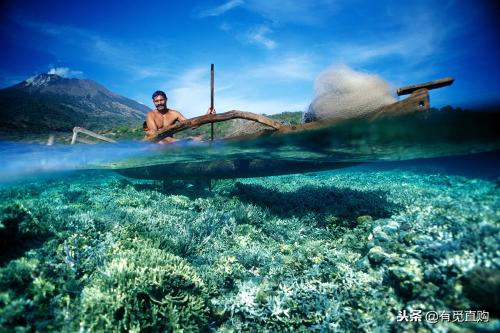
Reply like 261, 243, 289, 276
145, 129, 156, 137
206, 107, 216, 115
158, 137, 178, 144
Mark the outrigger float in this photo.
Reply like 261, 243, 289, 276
72, 71, 454, 181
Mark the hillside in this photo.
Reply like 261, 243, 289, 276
0, 74, 149, 133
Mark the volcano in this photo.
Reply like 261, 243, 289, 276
0, 74, 149, 132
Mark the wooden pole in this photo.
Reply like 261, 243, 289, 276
210, 64, 214, 141
146, 110, 283, 142
71, 127, 116, 144
71, 128, 78, 144
397, 77, 454, 96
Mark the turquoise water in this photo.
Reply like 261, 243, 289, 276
1, 110, 499, 181
0, 111, 499, 332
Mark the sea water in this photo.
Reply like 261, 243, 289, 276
0, 110, 499, 332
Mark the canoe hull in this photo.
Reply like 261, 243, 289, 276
116, 159, 361, 180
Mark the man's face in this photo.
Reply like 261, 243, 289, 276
153, 95, 167, 111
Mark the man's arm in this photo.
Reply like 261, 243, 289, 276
180, 108, 215, 132
145, 112, 158, 138
176, 111, 188, 122
173, 108, 215, 123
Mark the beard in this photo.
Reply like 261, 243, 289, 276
156, 104, 166, 111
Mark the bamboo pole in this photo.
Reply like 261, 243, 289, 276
210, 64, 214, 141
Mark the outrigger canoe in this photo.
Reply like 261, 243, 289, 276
73, 77, 455, 180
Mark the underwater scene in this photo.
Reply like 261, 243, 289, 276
3, 0, 500, 331
1, 109, 499, 333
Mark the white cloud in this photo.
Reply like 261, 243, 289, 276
205, 1, 340, 50
197, 0, 339, 25
18, 20, 174, 81
161, 65, 309, 118
161, 67, 210, 117
198, 0, 244, 17
332, 6, 456, 65
250, 54, 317, 81
323, 5, 460, 88
330, 30, 440, 67
247, 26, 277, 49
86, 36, 173, 80
248, 0, 340, 25
47, 67, 83, 78
202, 0, 339, 26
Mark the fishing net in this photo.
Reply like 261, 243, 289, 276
306, 65, 396, 122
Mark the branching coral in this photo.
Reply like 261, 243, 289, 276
0, 169, 498, 332
80, 239, 211, 332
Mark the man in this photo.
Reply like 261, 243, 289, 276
144, 90, 215, 143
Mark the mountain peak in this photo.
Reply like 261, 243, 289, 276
20, 73, 105, 97
24, 73, 63, 88
1, 74, 150, 132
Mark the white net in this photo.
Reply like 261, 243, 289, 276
307, 65, 396, 122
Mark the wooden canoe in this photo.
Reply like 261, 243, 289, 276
115, 77, 454, 180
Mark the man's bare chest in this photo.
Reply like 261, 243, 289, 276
153, 111, 177, 128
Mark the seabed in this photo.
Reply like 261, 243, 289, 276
0, 166, 499, 332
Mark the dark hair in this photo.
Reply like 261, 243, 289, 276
152, 90, 167, 99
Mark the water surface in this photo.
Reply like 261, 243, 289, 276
0, 109, 499, 332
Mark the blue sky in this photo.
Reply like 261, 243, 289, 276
1, 0, 499, 117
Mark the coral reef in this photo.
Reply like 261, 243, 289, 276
80, 238, 211, 332
462, 267, 500, 317
0, 167, 498, 332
